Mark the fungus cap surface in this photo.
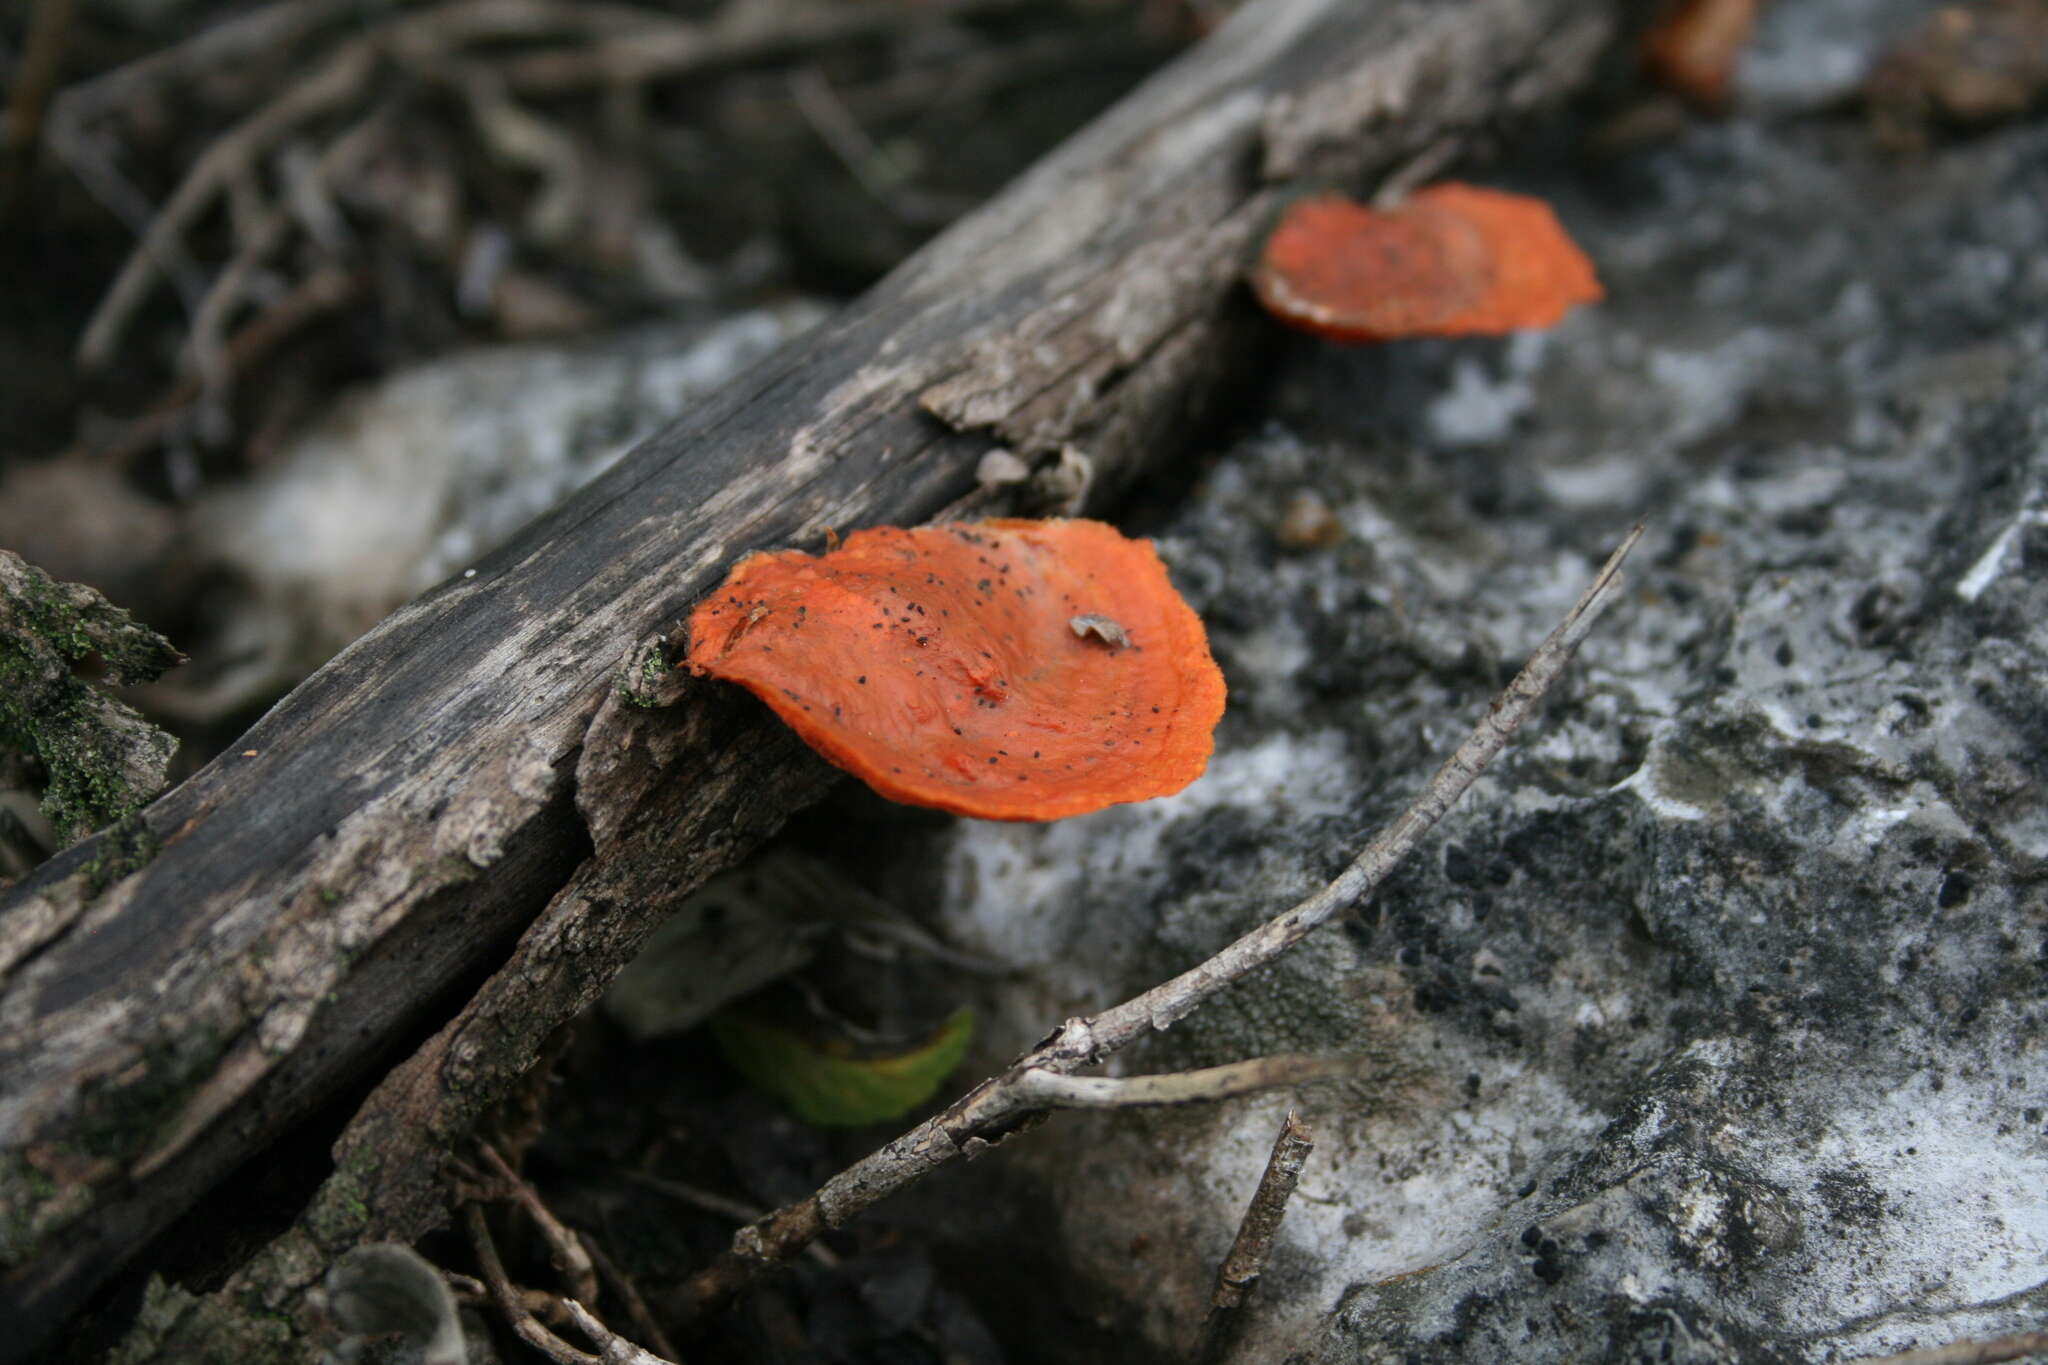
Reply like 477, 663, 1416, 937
686, 518, 1226, 820
1252, 184, 1602, 343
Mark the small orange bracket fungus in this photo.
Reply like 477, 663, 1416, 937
1642, 0, 1761, 107
1250, 183, 1602, 343
686, 518, 1226, 820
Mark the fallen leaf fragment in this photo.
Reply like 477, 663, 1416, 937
686, 518, 1226, 821
1251, 184, 1602, 344
710, 1005, 975, 1128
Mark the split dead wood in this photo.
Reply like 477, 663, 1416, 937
665, 526, 1644, 1321
0, 1, 1629, 1357
1196, 1110, 1316, 1365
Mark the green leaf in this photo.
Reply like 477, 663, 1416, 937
709, 1006, 975, 1127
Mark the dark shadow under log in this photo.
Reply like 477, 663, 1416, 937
0, 0, 1626, 1355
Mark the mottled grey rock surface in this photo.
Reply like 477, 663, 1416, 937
887, 9, 2048, 1361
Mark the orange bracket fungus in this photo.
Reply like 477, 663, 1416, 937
1251, 183, 1602, 343
1642, 0, 1761, 108
686, 518, 1226, 821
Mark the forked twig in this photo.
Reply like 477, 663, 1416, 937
464, 1203, 678, 1365
668, 524, 1647, 1319
69, 0, 633, 368
74, 36, 377, 367
478, 1140, 599, 1307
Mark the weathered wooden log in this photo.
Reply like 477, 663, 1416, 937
0, 0, 1626, 1355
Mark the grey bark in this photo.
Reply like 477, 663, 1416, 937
0, 0, 1626, 1356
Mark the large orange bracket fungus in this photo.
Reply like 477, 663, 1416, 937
686, 518, 1226, 820
1251, 182, 1602, 343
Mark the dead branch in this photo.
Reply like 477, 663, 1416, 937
666, 525, 1642, 1319
1196, 1110, 1315, 1365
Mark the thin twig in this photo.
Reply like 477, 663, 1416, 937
1847, 1330, 2048, 1365
75, 36, 378, 368
466, 1202, 606, 1365
181, 107, 387, 395
667, 525, 1647, 1320
621, 1170, 769, 1227
444, 1268, 559, 1318
556, 1298, 678, 1365
787, 65, 941, 226
44, 0, 356, 139
87, 264, 361, 468
1060, 521, 1646, 1062
449, 62, 589, 247
44, 121, 213, 316
70, 0, 628, 368
1195, 1111, 1314, 1365
620, 1168, 839, 1268
467, 1202, 683, 1365
495, 0, 1030, 97
579, 1232, 683, 1364
1, 0, 77, 187
443, 1268, 488, 1301
1008, 1055, 1358, 1110
479, 1140, 600, 1306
